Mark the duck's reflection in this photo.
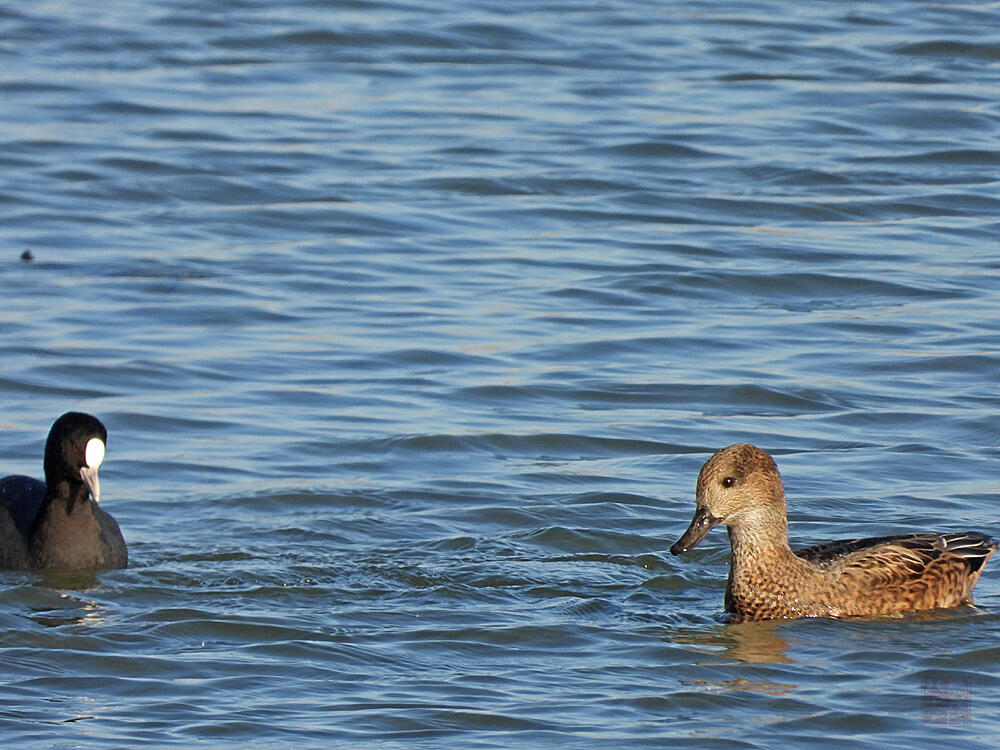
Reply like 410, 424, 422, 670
726, 619, 793, 664
29, 596, 108, 628
25, 571, 109, 627
670, 618, 793, 665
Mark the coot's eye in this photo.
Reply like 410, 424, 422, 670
722, 476, 735, 488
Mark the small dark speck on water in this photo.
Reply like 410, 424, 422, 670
20, 250, 33, 261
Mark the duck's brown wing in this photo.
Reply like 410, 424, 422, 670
796, 532, 998, 578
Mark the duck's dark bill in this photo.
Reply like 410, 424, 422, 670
670, 506, 721, 555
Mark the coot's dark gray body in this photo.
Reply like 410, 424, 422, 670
0, 413, 126, 570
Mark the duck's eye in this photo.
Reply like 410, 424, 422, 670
722, 476, 735, 488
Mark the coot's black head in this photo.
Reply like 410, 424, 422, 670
43, 412, 108, 503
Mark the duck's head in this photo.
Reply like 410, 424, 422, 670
670, 443, 785, 554
43, 412, 108, 504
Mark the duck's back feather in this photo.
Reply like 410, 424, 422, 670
797, 531, 997, 569
0, 475, 46, 538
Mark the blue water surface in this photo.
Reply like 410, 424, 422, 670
1, 1, 999, 747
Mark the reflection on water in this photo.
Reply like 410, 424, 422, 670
721, 621, 795, 666
668, 619, 794, 665
29, 592, 109, 629
691, 677, 797, 696
38, 571, 103, 591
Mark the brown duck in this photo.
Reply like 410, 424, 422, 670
671, 443, 997, 621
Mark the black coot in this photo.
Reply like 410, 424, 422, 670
0, 412, 126, 569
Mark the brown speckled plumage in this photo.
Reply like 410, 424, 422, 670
671, 444, 997, 621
